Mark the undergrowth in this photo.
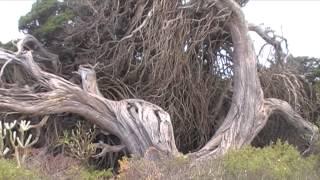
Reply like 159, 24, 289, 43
67, 166, 113, 180
0, 159, 39, 179
223, 140, 318, 180
120, 141, 320, 180
0, 140, 318, 180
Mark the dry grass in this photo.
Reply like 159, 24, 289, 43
25, 147, 82, 179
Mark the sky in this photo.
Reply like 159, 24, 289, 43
243, 0, 320, 58
0, 0, 36, 43
0, 0, 320, 57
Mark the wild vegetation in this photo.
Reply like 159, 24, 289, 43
120, 141, 320, 180
0, 0, 319, 179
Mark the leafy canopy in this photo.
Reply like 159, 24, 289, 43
19, 0, 74, 42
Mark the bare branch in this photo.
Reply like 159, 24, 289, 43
248, 23, 289, 65
0, 59, 12, 82
120, 7, 154, 41
92, 141, 125, 158
26, 115, 50, 147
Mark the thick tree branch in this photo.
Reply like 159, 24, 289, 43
195, 0, 264, 158
16, 35, 60, 72
194, 0, 319, 159
0, 36, 179, 157
264, 98, 319, 144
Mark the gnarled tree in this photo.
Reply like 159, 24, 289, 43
0, 0, 318, 160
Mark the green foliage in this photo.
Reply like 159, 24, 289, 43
19, 0, 74, 41
58, 122, 96, 163
223, 140, 318, 180
0, 159, 39, 179
19, 0, 59, 32
286, 56, 320, 86
120, 141, 320, 180
38, 9, 74, 36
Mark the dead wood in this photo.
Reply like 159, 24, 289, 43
0, 36, 178, 157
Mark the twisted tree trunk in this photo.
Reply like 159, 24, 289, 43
0, 43, 178, 156
0, 0, 318, 159
194, 0, 318, 158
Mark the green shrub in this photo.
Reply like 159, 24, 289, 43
57, 122, 96, 164
0, 159, 39, 179
119, 141, 320, 180
68, 166, 113, 180
223, 140, 318, 180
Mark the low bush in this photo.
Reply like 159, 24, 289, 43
223, 140, 318, 180
0, 140, 318, 180
119, 141, 320, 180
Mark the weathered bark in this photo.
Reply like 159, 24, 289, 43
194, 0, 318, 158
16, 35, 60, 73
0, 0, 318, 160
0, 41, 178, 156
264, 98, 319, 155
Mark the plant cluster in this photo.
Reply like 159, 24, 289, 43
224, 141, 319, 179
0, 119, 42, 167
58, 122, 97, 163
